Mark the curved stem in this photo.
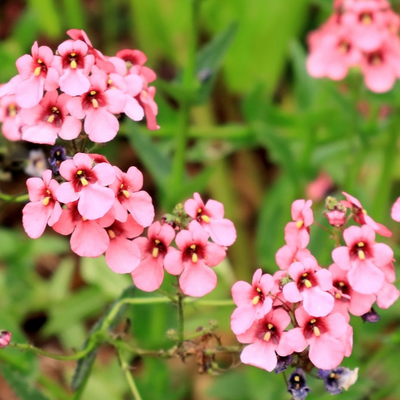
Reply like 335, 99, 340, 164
0, 193, 29, 203
10, 342, 96, 361
118, 349, 143, 400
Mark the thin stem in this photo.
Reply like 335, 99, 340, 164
184, 298, 235, 306
0, 193, 29, 202
10, 342, 96, 361
177, 287, 185, 347
312, 220, 333, 235
118, 349, 143, 400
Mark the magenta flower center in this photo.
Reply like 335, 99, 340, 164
196, 207, 210, 224
183, 243, 204, 264
252, 286, 264, 305
350, 241, 371, 261
257, 322, 279, 345
34, 58, 48, 77
367, 51, 384, 66
118, 182, 131, 199
7, 104, 18, 118
304, 318, 326, 339
338, 40, 351, 54
44, 106, 63, 127
333, 281, 349, 301
150, 238, 166, 258
82, 90, 106, 110
73, 168, 96, 190
63, 52, 84, 70
298, 272, 315, 290
360, 12, 373, 25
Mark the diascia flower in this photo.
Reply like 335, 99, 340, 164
230, 269, 274, 335
164, 220, 226, 297
22, 169, 62, 238
56, 153, 116, 220
131, 221, 176, 292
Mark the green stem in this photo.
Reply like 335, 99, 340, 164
0, 193, 29, 202
9, 342, 96, 361
184, 298, 234, 306
169, 0, 200, 198
177, 289, 185, 347
118, 349, 143, 400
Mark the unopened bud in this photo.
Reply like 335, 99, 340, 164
0, 331, 11, 348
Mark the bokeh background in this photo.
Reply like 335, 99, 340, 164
1, 0, 400, 399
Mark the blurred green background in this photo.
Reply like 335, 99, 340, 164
1, 0, 400, 399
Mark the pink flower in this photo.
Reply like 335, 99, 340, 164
329, 263, 375, 321
391, 196, 400, 221
288, 307, 350, 370
20, 90, 81, 144
104, 215, 143, 273
13, 41, 60, 108
184, 192, 236, 246
67, 71, 126, 143
342, 191, 392, 237
0, 94, 23, 141
305, 171, 334, 202
282, 257, 334, 317
332, 225, 393, 294
237, 308, 294, 372
0, 331, 11, 348
54, 39, 95, 96
230, 269, 274, 335
22, 169, 62, 238
137, 86, 159, 130
109, 166, 154, 227
131, 221, 176, 292
376, 281, 400, 309
56, 153, 116, 220
284, 199, 313, 250
275, 245, 311, 270
52, 201, 114, 258
164, 220, 226, 297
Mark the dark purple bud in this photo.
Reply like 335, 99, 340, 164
288, 368, 311, 400
0, 330, 11, 348
361, 307, 380, 323
274, 354, 293, 374
318, 367, 359, 394
48, 146, 70, 175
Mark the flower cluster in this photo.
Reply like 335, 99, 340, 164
307, 0, 400, 92
132, 192, 236, 297
22, 164, 236, 296
231, 192, 399, 397
0, 29, 158, 143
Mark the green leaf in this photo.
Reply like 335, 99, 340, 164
123, 120, 172, 192
27, 0, 62, 38
71, 285, 136, 391
195, 22, 238, 104
0, 364, 49, 400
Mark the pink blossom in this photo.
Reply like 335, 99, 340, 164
342, 191, 392, 237
282, 256, 334, 317
137, 86, 159, 130
0, 94, 23, 141
52, 201, 114, 258
391, 196, 400, 221
67, 71, 126, 143
20, 90, 81, 144
284, 199, 313, 250
237, 308, 294, 372
131, 221, 176, 292
275, 245, 311, 270
288, 307, 350, 370
331, 225, 393, 294
54, 39, 95, 96
230, 269, 274, 335
13, 41, 60, 108
104, 215, 143, 273
305, 171, 334, 202
0, 331, 11, 348
56, 153, 116, 220
109, 166, 154, 227
325, 209, 346, 227
329, 263, 375, 321
22, 169, 62, 239
376, 281, 400, 309
164, 220, 226, 297
184, 192, 236, 246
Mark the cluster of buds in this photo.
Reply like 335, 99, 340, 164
0, 29, 158, 144
307, 0, 400, 92
230, 192, 399, 397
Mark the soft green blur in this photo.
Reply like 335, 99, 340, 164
0, 0, 400, 399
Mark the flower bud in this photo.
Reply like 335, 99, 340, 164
0, 331, 11, 348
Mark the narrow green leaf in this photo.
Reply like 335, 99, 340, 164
0, 364, 49, 400
123, 120, 172, 191
195, 22, 238, 104
71, 285, 136, 391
